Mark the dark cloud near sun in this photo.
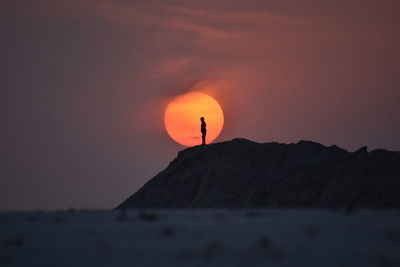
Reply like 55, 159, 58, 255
1, 0, 399, 210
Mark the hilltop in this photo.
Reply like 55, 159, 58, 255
118, 139, 400, 209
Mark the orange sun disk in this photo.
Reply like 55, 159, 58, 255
164, 92, 224, 147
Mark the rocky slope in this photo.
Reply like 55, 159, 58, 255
118, 139, 400, 209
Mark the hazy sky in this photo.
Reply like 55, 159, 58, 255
1, 0, 399, 211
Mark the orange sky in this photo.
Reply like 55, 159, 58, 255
1, 0, 399, 211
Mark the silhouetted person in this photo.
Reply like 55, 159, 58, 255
200, 117, 207, 146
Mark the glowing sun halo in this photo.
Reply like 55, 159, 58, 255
164, 92, 224, 147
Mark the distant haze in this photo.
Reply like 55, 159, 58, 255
1, 0, 399, 211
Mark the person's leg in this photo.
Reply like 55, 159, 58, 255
202, 132, 206, 145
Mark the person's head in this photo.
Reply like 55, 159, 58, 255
200, 117, 205, 122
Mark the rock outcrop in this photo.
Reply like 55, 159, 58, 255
117, 139, 400, 209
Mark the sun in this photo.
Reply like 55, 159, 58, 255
164, 92, 224, 147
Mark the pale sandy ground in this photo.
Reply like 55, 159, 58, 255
0, 209, 399, 267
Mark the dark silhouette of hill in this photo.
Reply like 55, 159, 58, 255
117, 139, 400, 209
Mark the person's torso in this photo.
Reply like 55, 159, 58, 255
201, 122, 206, 132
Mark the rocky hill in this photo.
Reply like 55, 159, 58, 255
117, 139, 400, 209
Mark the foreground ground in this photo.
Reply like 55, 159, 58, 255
0, 209, 399, 267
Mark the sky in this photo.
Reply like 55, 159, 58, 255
1, 0, 399, 211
